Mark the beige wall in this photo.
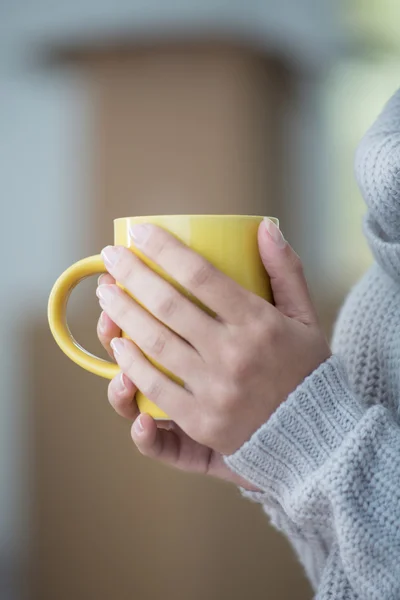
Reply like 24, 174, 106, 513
30, 44, 312, 599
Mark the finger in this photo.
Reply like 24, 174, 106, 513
258, 219, 318, 325
110, 337, 193, 425
101, 246, 219, 351
108, 372, 138, 419
97, 274, 120, 358
97, 284, 202, 382
126, 224, 251, 324
97, 310, 121, 359
156, 420, 175, 431
98, 273, 115, 286
131, 414, 181, 464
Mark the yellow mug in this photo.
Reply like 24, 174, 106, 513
48, 215, 277, 419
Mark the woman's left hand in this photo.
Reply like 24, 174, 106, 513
97, 218, 331, 456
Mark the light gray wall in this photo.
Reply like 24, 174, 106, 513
4, 0, 343, 70
0, 54, 91, 599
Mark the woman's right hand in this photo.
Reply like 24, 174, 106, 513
96, 273, 259, 491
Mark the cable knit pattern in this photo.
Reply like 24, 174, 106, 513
224, 88, 400, 599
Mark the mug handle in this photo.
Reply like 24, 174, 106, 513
48, 255, 119, 379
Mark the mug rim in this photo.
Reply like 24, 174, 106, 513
114, 214, 277, 223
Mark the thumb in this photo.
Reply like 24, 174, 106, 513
258, 218, 317, 324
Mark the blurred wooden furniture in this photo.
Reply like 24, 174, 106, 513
80, 43, 288, 243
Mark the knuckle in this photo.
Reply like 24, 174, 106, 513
142, 377, 163, 403
110, 293, 128, 323
153, 293, 178, 320
151, 234, 174, 262
144, 331, 168, 358
114, 250, 136, 281
120, 343, 138, 375
288, 252, 303, 275
186, 259, 213, 290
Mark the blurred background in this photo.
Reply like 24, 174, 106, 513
1, 1, 399, 599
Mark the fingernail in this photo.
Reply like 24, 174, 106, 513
117, 372, 128, 394
129, 224, 151, 247
98, 274, 106, 286
96, 284, 116, 303
110, 337, 124, 357
264, 218, 286, 249
101, 245, 120, 268
133, 415, 144, 435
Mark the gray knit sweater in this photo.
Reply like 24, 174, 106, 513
225, 88, 400, 599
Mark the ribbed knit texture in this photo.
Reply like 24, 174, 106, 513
225, 88, 400, 599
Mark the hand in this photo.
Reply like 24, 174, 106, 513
96, 218, 330, 462
97, 274, 259, 491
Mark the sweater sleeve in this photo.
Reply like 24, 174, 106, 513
224, 355, 400, 599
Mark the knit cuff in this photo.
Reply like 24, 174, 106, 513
224, 355, 364, 502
